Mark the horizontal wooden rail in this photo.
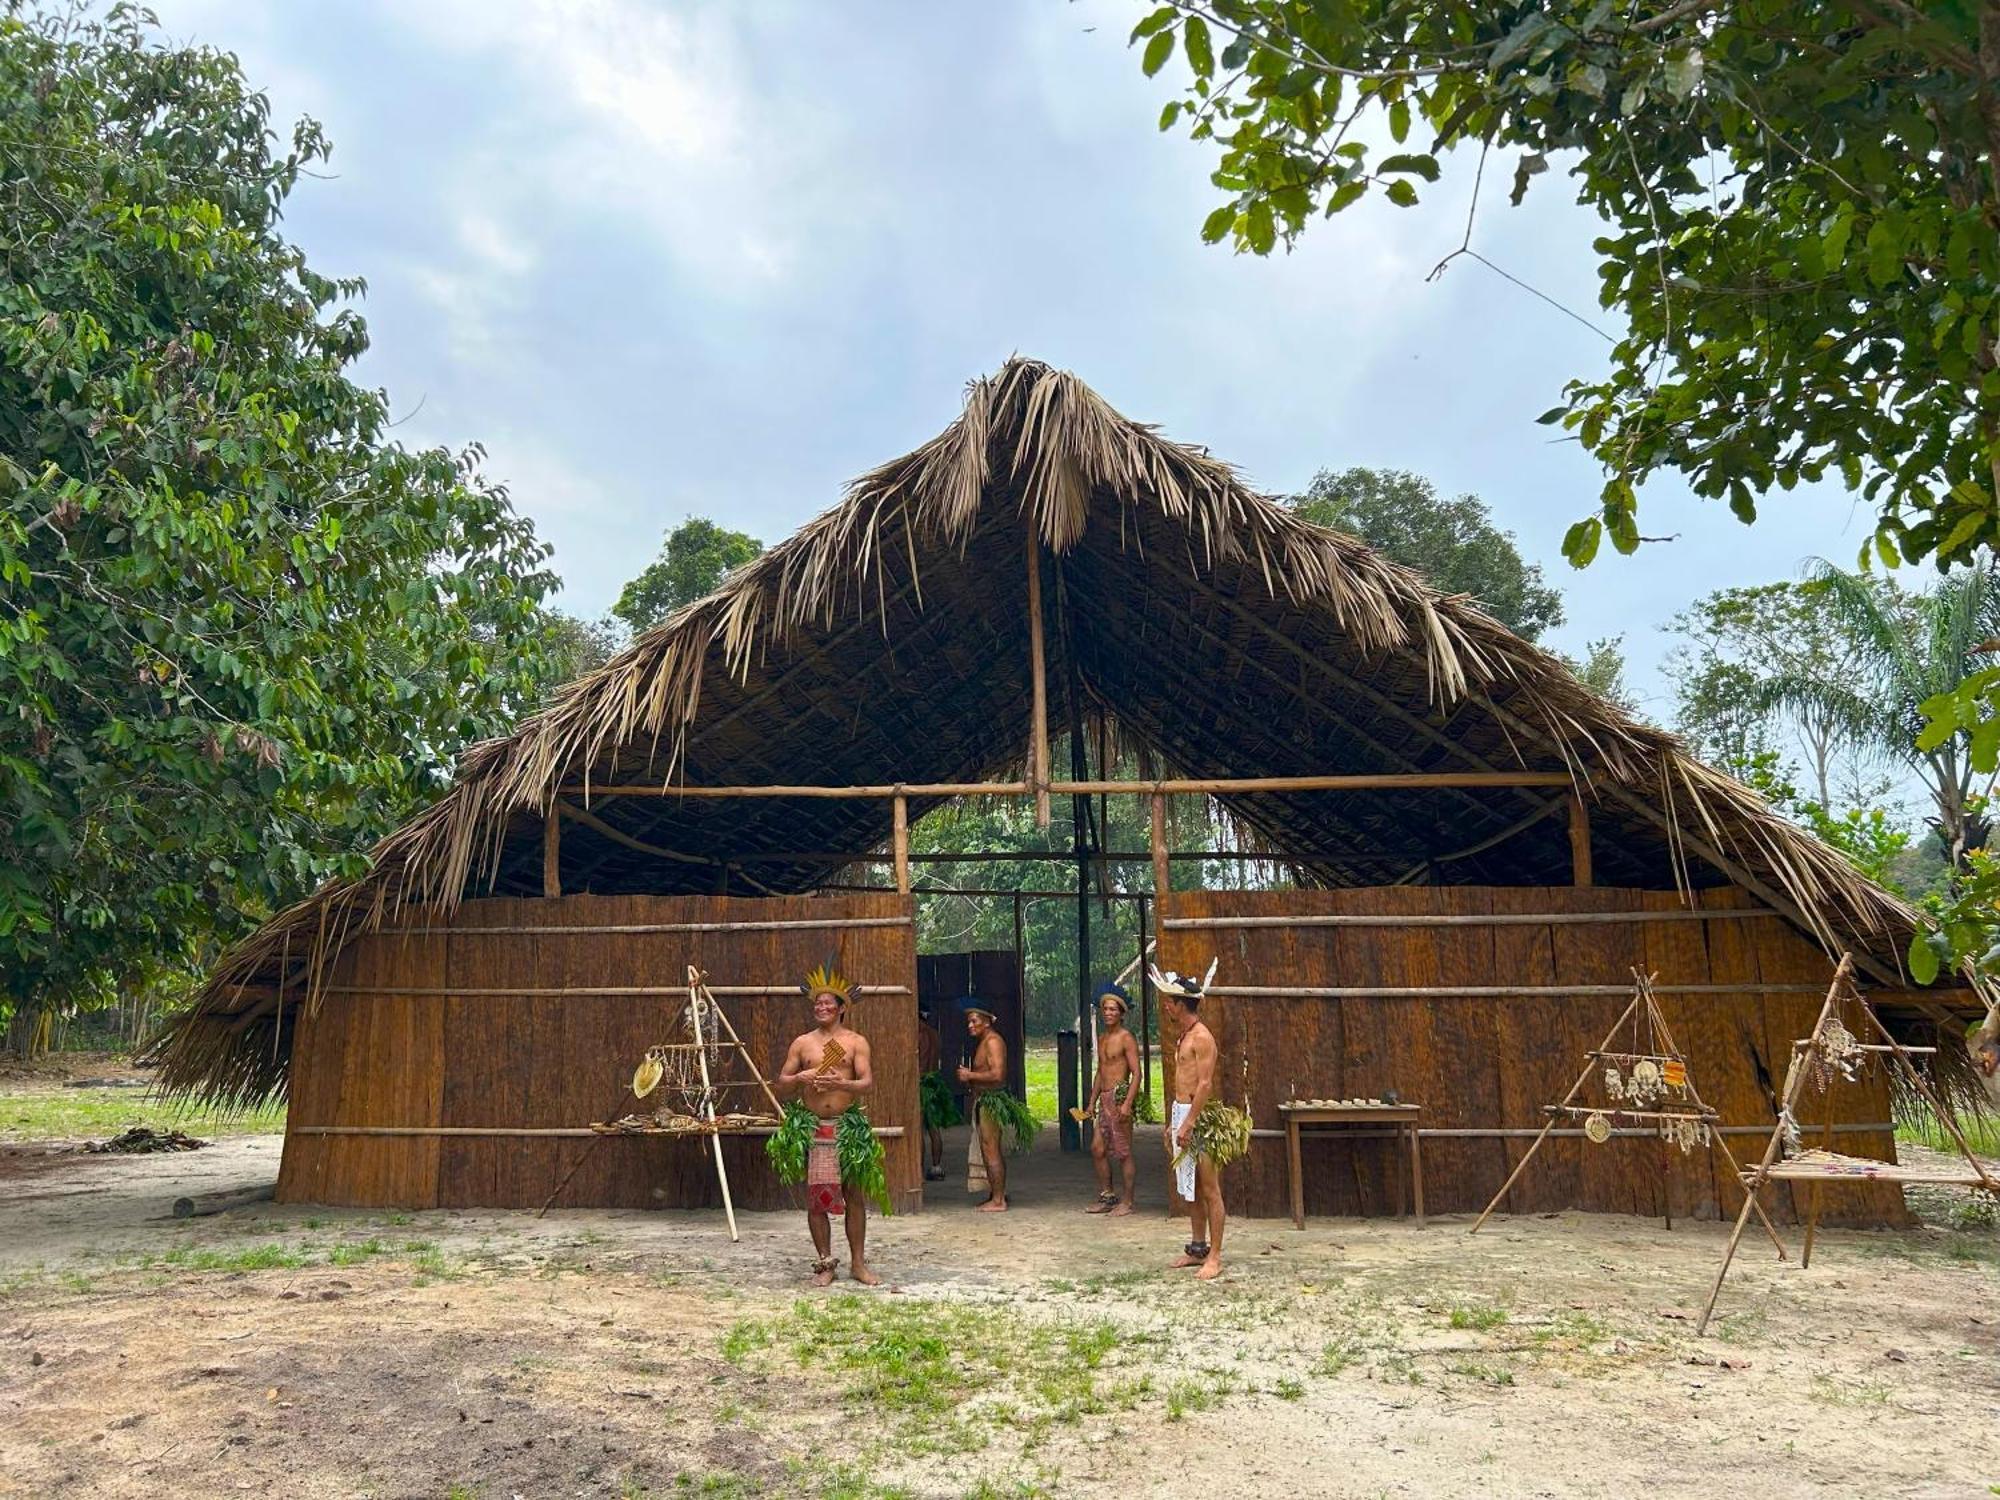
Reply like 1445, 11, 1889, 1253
562, 772, 1573, 800
292, 1124, 905, 1139
366, 916, 912, 938
734, 849, 1371, 865
316, 984, 913, 999
1246, 1122, 1894, 1141
1208, 983, 1835, 999
1163, 909, 1785, 931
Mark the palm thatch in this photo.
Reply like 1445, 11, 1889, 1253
158, 357, 1985, 1107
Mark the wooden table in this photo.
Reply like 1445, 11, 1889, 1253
1280, 1101, 1425, 1229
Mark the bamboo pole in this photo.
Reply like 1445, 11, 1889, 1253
1206, 982, 1834, 999
1697, 955, 1853, 1334
297, 1124, 906, 1138
371, 916, 913, 938
316, 983, 913, 998
1469, 990, 1645, 1234
1151, 792, 1170, 899
892, 794, 910, 896
1162, 908, 1787, 930
542, 804, 561, 898
1568, 793, 1592, 888
561, 772, 1573, 799
690, 974, 739, 1242
1027, 534, 1051, 828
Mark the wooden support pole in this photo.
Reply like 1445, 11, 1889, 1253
892, 794, 910, 896
1568, 792, 1593, 888
1027, 534, 1052, 828
1697, 955, 1853, 1334
563, 771, 1573, 799
1151, 792, 1170, 899
689, 974, 739, 1243
542, 804, 562, 898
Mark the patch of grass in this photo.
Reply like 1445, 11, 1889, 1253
0, 1087, 285, 1142
724, 1296, 1178, 1455
1447, 1360, 1516, 1386
157, 1243, 308, 1273
1316, 1337, 1361, 1377
1163, 1378, 1217, 1422
1447, 1302, 1509, 1331
1273, 1376, 1304, 1400
1898, 1113, 2000, 1157
1947, 1195, 1998, 1230
327, 1237, 390, 1267
1808, 1373, 1892, 1406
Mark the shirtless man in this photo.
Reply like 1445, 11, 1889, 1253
777, 974, 880, 1286
1084, 982, 1140, 1216
956, 1002, 1009, 1212
1161, 976, 1224, 1280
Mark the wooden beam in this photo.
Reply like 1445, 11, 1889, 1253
556, 799, 717, 867
317, 983, 914, 998
1162, 908, 1785, 931
1027, 533, 1052, 828
542, 804, 561, 898
293, 1124, 906, 1139
563, 772, 1571, 799
370, 915, 912, 938
1151, 791, 1170, 898
1568, 792, 1593, 888
1207, 983, 1835, 1000
892, 793, 910, 896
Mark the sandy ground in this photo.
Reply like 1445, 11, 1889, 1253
2, 1120, 1998, 1500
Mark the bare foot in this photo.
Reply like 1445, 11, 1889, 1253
1195, 1258, 1223, 1281
1168, 1252, 1203, 1268
812, 1267, 836, 1287
848, 1262, 882, 1287
977, 1198, 1009, 1213
1084, 1199, 1115, 1215
1108, 1202, 1134, 1217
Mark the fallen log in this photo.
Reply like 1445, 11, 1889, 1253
171, 1183, 275, 1220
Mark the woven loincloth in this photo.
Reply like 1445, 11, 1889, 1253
807, 1121, 844, 1214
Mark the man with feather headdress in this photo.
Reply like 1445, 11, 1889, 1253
1153, 958, 1227, 1281
775, 961, 883, 1286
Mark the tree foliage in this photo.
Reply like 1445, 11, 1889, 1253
1292, 466, 1564, 640
1130, 3, 2000, 578
1757, 564, 2000, 870
1665, 579, 1883, 806
0, 6, 554, 1011
610, 516, 762, 635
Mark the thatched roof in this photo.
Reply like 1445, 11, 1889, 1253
161, 357, 1978, 1105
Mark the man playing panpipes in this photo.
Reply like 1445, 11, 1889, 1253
777, 964, 881, 1286
1084, 981, 1140, 1216
956, 1000, 1012, 1212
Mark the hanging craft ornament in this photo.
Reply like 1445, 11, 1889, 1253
1604, 1065, 1624, 1101
1629, 1058, 1662, 1104
1677, 1116, 1700, 1155
1662, 1058, 1688, 1091
1584, 1110, 1613, 1145
632, 1047, 666, 1100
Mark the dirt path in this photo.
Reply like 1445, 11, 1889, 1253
2, 1133, 1997, 1499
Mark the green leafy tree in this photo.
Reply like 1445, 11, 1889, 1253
1666, 580, 1884, 808
1128, 4, 2000, 575
1292, 467, 1564, 640
0, 7, 554, 1025
1557, 635, 1632, 711
534, 609, 625, 697
1732, 752, 1912, 893
611, 516, 762, 634
1758, 565, 2000, 871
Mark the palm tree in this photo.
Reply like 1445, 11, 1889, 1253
1754, 561, 2000, 871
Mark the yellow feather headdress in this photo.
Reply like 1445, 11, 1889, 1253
800, 957, 856, 1005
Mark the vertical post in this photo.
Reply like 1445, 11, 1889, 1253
1067, 627, 1092, 1153
1026, 534, 1051, 829
892, 793, 910, 896
1568, 792, 1593, 888
1058, 1029, 1082, 1151
1136, 894, 1153, 1101
543, 804, 562, 898
1151, 792, 1170, 901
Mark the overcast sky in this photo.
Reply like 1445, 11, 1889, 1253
151, 0, 1895, 728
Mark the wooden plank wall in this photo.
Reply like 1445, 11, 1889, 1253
276, 892, 921, 1213
1155, 885, 1910, 1226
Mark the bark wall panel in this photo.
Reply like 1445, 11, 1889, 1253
1155, 885, 1912, 1225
